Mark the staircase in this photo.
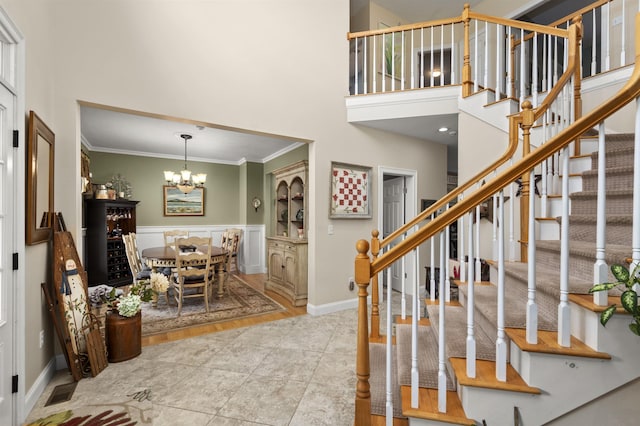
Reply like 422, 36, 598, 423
367, 132, 640, 424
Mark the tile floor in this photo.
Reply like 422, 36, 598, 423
25, 307, 360, 426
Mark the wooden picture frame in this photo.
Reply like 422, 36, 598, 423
26, 111, 55, 245
329, 161, 372, 219
163, 186, 205, 216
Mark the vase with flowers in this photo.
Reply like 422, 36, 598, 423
148, 272, 170, 307
103, 279, 153, 362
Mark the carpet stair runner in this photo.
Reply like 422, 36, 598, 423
369, 132, 634, 423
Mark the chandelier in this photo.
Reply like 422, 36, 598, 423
163, 133, 207, 194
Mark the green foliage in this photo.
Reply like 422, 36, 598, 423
589, 263, 640, 336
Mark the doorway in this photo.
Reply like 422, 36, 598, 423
378, 167, 417, 302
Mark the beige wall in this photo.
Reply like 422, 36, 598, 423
2, 0, 448, 395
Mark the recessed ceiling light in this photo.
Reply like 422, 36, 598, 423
438, 127, 448, 132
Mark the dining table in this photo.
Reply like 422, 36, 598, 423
141, 245, 229, 300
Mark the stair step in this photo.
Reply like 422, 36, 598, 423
400, 386, 474, 425
506, 328, 611, 359
567, 214, 632, 245
581, 165, 634, 191
396, 324, 455, 391
590, 144, 636, 170
570, 189, 634, 215
370, 342, 405, 418
449, 358, 540, 394
535, 240, 630, 282
425, 302, 496, 361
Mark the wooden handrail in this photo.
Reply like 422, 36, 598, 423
368, 13, 640, 276
548, 0, 612, 28
467, 10, 568, 38
347, 16, 464, 40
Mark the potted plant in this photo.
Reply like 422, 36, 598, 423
103, 279, 153, 362
589, 263, 640, 336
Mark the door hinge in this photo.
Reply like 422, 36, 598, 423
12, 253, 18, 270
12, 375, 18, 393
12, 130, 18, 148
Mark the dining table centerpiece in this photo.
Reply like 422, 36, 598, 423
148, 272, 170, 307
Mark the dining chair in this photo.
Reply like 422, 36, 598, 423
163, 229, 189, 247
172, 236, 213, 316
221, 228, 242, 275
123, 232, 151, 283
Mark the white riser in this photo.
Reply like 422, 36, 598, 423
536, 219, 559, 240
570, 155, 592, 175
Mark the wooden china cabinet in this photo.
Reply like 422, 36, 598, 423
265, 160, 308, 306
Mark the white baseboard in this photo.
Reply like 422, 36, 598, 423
306, 295, 371, 316
23, 357, 58, 417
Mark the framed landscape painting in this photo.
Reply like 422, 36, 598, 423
163, 186, 205, 216
330, 162, 372, 219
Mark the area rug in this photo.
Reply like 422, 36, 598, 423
141, 275, 285, 336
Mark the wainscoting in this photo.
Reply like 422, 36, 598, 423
135, 224, 266, 274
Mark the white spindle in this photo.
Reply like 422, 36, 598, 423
363, 37, 368, 94
459, 196, 466, 282
445, 213, 451, 302
496, 189, 507, 381
519, 28, 525, 104
621, 0, 626, 66
591, 10, 597, 76
373, 35, 377, 94
430, 26, 435, 87
438, 231, 447, 412
475, 202, 481, 280
496, 24, 503, 99
410, 29, 414, 90
558, 145, 571, 347
526, 169, 538, 344
509, 158, 516, 261
542, 33, 547, 92
532, 32, 538, 106
411, 246, 420, 407
507, 26, 512, 98
354, 38, 359, 95
420, 27, 424, 88
401, 234, 407, 319
439, 234, 446, 300
604, 3, 611, 71
440, 25, 445, 86
553, 35, 559, 85
392, 32, 396, 91
386, 266, 393, 424
594, 121, 609, 306
466, 210, 476, 378
492, 171, 498, 260
484, 21, 489, 90
381, 33, 386, 92
401, 30, 405, 90
431, 215, 436, 301
474, 20, 479, 92
451, 24, 456, 84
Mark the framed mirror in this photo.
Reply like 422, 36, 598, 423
26, 110, 55, 245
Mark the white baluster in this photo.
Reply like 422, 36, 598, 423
591, 10, 597, 76
445, 213, 451, 302
420, 27, 424, 88
558, 146, 571, 347
467, 210, 476, 378
532, 32, 538, 106
496, 24, 503, 99
604, 3, 611, 71
373, 35, 377, 94
430, 215, 436, 301
391, 32, 396, 91
509, 159, 516, 261
519, 28, 525, 105
354, 37, 359, 95
440, 24, 445, 86
506, 26, 512, 98
381, 33, 386, 93
430, 26, 435, 87
542, 33, 547, 92
484, 20, 488, 90
411, 246, 420, 407
386, 266, 393, 424
401, 234, 407, 320
459, 195, 466, 282
451, 24, 456, 84
363, 37, 368, 94
474, 20, 479, 93
401, 30, 405, 90
594, 122, 609, 306
492, 171, 498, 261
621, 0, 627, 66
527, 169, 538, 344
438, 231, 448, 412
496, 189, 507, 381
410, 29, 414, 90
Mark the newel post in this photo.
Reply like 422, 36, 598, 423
519, 100, 534, 262
462, 3, 472, 97
354, 239, 372, 426
369, 230, 381, 339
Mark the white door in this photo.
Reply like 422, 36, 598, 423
0, 82, 15, 426
383, 176, 405, 291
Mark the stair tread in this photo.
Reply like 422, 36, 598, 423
449, 358, 541, 394
425, 304, 496, 361
395, 323, 455, 391
506, 328, 611, 359
369, 342, 405, 418
400, 386, 474, 425
536, 240, 630, 263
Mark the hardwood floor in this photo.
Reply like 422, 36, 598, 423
141, 273, 307, 347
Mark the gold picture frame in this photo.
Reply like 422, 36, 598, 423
163, 186, 205, 216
